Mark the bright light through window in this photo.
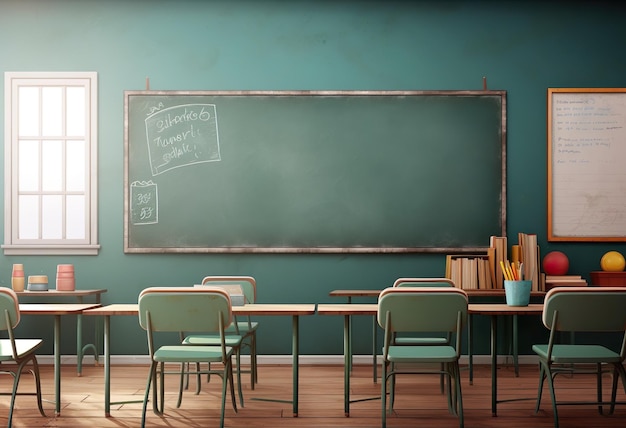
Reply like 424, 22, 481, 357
4, 72, 99, 255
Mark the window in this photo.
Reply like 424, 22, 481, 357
3, 72, 99, 255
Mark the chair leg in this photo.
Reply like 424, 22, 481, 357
176, 362, 185, 408
159, 362, 167, 414
227, 359, 238, 413
439, 362, 445, 394
235, 348, 244, 407
29, 356, 46, 418
535, 362, 546, 413
596, 362, 604, 415
389, 362, 396, 411
142, 361, 158, 427
445, 363, 456, 415
454, 362, 464, 428
381, 361, 389, 428
544, 366, 560, 428
250, 333, 258, 388
610, 363, 626, 414
8, 366, 23, 428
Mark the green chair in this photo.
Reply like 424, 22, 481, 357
533, 287, 626, 428
378, 286, 467, 428
138, 287, 238, 428
392, 277, 455, 396
201, 276, 259, 389
0, 287, 47, 428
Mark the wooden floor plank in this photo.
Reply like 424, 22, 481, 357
1, 363, 626, 427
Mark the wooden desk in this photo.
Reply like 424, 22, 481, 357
329, 288, 546, 383
468, 303, 544, 416
19, 303, 102, 416
16, 289, 107, 375
318, 302, 545, 417
84, 303, 317, 417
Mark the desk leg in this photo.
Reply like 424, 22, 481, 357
76, 296, 84, 376
292, 315, 299, 417
513, 314, 519, 377
372, 315, 377, 383
76, 313, 84, 376
104, 315, 111, 417
343, 314, 351, 416
54, 315, 61, 416
491, 314, 498, 417
468, 314, 473, 385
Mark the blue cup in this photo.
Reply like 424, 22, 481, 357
504, 280, 532, 306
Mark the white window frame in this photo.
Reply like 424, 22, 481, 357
3, 72, 99, 255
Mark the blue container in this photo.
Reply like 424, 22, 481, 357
504, 280, 531, 306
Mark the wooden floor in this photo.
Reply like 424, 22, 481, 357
2, 361, 626, 427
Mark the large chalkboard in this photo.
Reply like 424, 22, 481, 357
124, 90, 506, 253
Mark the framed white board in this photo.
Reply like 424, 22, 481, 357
548, 88, 626, 241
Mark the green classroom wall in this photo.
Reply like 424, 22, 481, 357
1, 0, 625, 357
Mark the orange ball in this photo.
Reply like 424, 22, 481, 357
600, 251, 626, 272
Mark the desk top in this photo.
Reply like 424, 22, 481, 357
16, 289, 107, 297
317, 303, 377, 315
83, 303, 317, 317
329, 289, 546, 298
19, 303, 102, 315
468, 303, 543, 315
317, 303, 545, 316
83, 304, 137, 316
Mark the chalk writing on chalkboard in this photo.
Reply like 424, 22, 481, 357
130, 181, 158, 225
145, 103, 221, 175
549, 89, 626, 241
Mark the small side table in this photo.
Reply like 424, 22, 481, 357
15, 289, 107, 376
590, 271, 626, 286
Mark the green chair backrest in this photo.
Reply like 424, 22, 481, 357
543, 286, 626, 333
138, 287, 232, 333
202, 276, 257, 304
393, 277, 455, 288
377, 287, 468, 333
0, 288, 19, 331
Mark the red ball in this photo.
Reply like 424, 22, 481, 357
542, 251, 569, 276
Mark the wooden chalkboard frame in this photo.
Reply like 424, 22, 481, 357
124, 90, 507, 253
548, 88, 626, 242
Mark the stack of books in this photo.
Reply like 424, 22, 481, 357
544, 275, 587, 290
445, 253, 494, 290
517, 232, 541, 291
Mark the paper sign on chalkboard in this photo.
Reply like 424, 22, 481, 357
144, 103, 220, 175
130, 181, 158, 225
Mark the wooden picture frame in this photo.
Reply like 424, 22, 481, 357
548, 88, 626, 241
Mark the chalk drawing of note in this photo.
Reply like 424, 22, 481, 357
145, 103, 221, 175
131, 181, 158, 225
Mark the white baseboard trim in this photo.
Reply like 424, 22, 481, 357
37, 354, 539, 366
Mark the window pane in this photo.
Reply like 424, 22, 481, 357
66, 140, 85, 191
18, 195, 39, 239
42, 87, 63, 136
42, 195, 62, 239
66, 195, 85, 239
18, 86, 39, 137
42, 140, 63, 192
18, 140, 39, 191
66, 87, 85, 137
